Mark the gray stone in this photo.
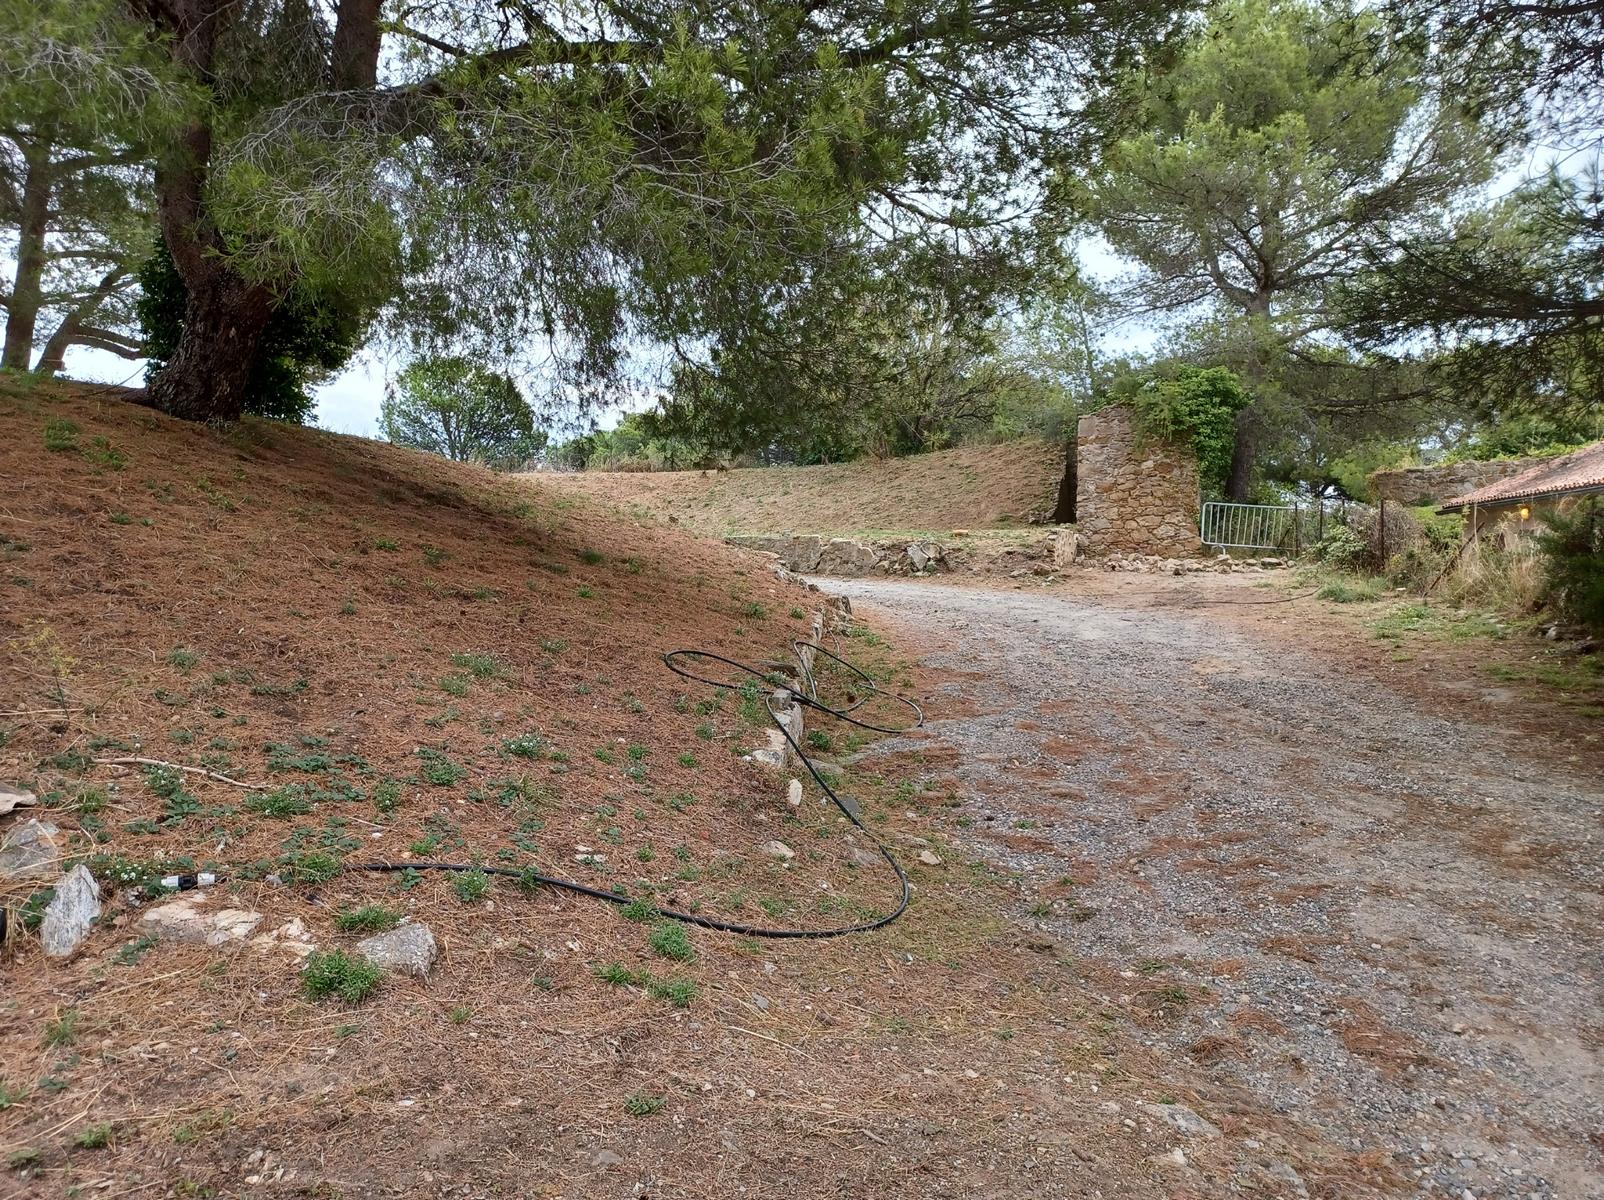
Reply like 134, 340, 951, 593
761, 840, 795, 861
816, 538, 880, 576
0, 784, 37, 818
591, 1149, 624, 1169
1140, 1102, 1222, 1139
1265, 1160, 1310, 1198
916, 850, 943, 866
40, 865, 101, 958
140, 893, 264, 945
0, 818, 62, 881
753, 994, 771, 1012
786, 778, 803, 807
355, 922, 438, 977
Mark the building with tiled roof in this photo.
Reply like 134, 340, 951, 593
1439, 440, 1604, 544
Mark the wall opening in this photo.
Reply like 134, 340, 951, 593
1051, 434, 1077, 523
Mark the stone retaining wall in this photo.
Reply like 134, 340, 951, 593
1369, 458, 1554, 507
1074, 405, 1201, 556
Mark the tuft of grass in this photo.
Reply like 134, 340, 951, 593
1316, 576, 1384, 603
334, 905, 401, 933
452, 868, 491, 903
416, 747, 466, 786
301, 950, 384, 1003
73, 1122, 113, 1149
167, 646, 202, 672
245, 786, 314, 818
43, 418, 80, 453
438, 674, 470, 697
447, 1005, 472, 1024
620, 899, 657, 923
593, 960, 640, 987
624, 1093, 665, 1117
645, 976, 697, 1007
450, 652, 500, 678
648, 922, 695, 962
502, 731, 547, 759
578, 548, 605, 565
42, 1009, 79, 1048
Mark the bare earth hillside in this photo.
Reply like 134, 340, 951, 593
0, 382, 1363, 1199
532, 439, 1067, 535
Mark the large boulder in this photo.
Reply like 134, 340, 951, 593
816, 538, 880, 576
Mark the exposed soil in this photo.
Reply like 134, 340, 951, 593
825, 572, 1603, 1200
533, 439, 1065, 536
2, 383, 1374, 1200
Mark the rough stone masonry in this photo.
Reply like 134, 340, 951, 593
1074, 404, 1202, 557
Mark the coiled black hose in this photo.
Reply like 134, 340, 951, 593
359, 639, 924, 939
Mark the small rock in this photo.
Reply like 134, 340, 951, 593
0, 784, 38, 818
786, 778, 803, 807
761, 840, 795, 861
40, 865, 101, 958
916, 850, 942, 866
141, 893, 263, 945
252, 917, 316, 959
0, 818, 62, 881
753, 994, 771, 1012
591, 1149, 623, 1169
1151, 1147, 1188, 1169
1266, 1161, 1309, 1198
355, 922, 438, 977
1140, 1102, 1221, 1139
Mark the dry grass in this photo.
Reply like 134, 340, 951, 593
531, 440, 1066, 536
0, 380, 1381, 1198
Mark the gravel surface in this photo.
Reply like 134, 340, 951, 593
825, 576, 1603, 1200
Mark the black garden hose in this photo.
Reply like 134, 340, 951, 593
361, 640, 922, 938
128, 639, 920, 941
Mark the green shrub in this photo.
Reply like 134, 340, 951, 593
648, 922, 695, 962
1308, 523, 1369, 572
301, 950, 384, 1002
1538, 498, 1604, 632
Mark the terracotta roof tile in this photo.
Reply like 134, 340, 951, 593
1441, 440, 1604, 510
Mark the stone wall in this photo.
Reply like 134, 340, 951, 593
1074, 405, 1201, 556
1369, 457, 1554, 507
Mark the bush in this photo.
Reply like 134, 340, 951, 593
1537, 498, 1604, 632
1307, 523, 1369, 571
137, 242, 377, 424
301, 950, 384, 1002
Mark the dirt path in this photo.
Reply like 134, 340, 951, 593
825, 575, 1603, 1200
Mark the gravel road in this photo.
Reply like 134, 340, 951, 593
825, 576, 1603, 1200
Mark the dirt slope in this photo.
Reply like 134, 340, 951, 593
533, 438, 1067, 535
1, 383, 1354, 1199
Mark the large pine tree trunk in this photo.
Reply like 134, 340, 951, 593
1225, 407, 1256, 502
2, 145, 51, 371
147, 268, 273, 422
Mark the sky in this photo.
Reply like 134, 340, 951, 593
43, 134, 1581, 440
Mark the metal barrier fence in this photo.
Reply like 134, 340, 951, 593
1200, 502, 1297, 552
1199, 500, 1350, 554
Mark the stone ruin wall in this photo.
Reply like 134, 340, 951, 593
1074, 405, 1202, 557
1369, 457, 1556, 507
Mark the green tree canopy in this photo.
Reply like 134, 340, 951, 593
381, 357, 547, 470
0, 0, 191, 372
13, 0, 1187, 424
1081, 0, 1503, 496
